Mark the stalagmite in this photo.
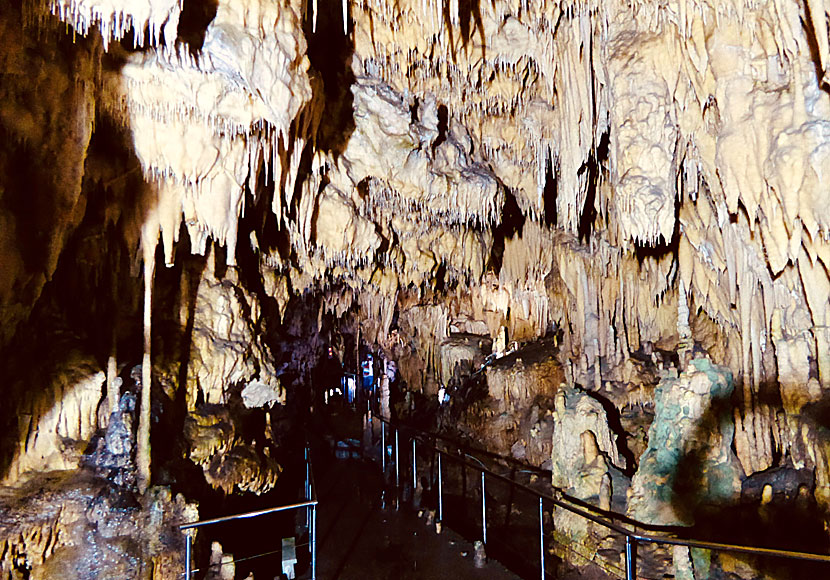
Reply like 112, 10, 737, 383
106, 350, 118, 418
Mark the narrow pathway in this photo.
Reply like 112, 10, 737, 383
314, 453, 519, 580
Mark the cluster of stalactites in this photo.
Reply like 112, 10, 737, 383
26, 0, 182, 49
35, 0, 315, 269
346, 0, 830, 356
339, 0, 830, 488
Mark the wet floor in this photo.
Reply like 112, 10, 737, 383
314, 454, 519, 580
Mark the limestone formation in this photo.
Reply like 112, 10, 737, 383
451, 341, 560, 465
3, 352, 106, 486
181, 253, 284, 410
0, 473, 197, 579
184, 406, 282, 495
86, 392, 137, 488
552, 384, 622, 492
627, 357, 744, 526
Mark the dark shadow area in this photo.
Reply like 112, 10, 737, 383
176, 0, 218, 55
488, 189, 527, 274
181, 439, 315, 580
246, 167, 294, 262
432, 104, 450, 154
0, 100, 150, 480
458, 0, 486, 55
149, 242, 208, 491
800, 2, 830, 95
576, 131, 609, 242
633, 164, 681, 264
441, 0, 457, 62
584, 389, 637, 477
665, 377, 830, 579
304, 0, 356, 160
542, 150, 558, 227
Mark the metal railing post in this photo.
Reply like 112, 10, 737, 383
311, 503, 318, 580
437, 451, 443, 522
381, 421, 386, 473
625, 535, 637, 580
185, 533, 192, 578
539, 497, 545, 580
395, 428, 400, 490
412, 437, 417, 493
305, 447, 311, 527
481, 470, 487, 545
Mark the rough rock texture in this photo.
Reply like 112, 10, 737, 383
439, 333, 490, 388
6, 0, 830, 488
454, 341, 561, 466
2, 349, 105, 486
178, 254, 284, 411
627, 357, 744, 526
85, 391, 137, 488
0, 472, 197, 579
0, 4, 100, 347
183, 405, 281, 495
3, 0, 830, 576
551, 384, 624, 496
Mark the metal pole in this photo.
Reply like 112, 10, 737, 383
394, 428, 400, 510
539, 497, 545, 580
412, 437, 417, 493
481, 470, 487, 545
438, 451, 443, 522
185, 533, 192, 578
381, 421, 386, 473
311, 503, 318, 580
625, 535, 637, 580
395, 428, 400, 491
305, 447, 311, 527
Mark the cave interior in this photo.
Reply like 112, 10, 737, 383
2, 0, 830, 577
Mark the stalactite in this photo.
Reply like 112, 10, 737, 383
136, 230, 156, 493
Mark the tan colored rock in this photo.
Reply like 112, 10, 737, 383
184, 255, 284, 410
552, 384, 622, 493
627, 358, 743, 526
3, 356, 104, 486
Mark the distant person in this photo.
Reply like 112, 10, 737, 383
361, 353, 375, 405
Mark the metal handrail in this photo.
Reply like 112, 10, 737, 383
179, 500, 319, 530
376, 415, 830, 580
179, 447, 318, 579
383, 416, 669, 533
388, 415, 550, 476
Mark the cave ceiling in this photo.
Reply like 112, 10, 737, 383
1, 0, 830, 412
